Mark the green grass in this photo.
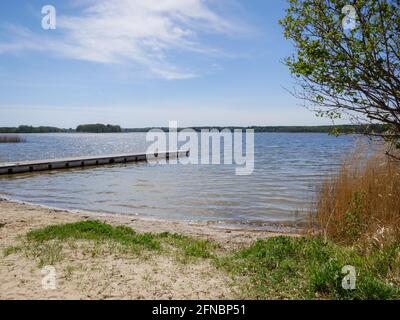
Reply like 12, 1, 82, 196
4, 220, 400, 299
25, 221, 217, 259
4, 221, 217, 266
215, 236, 400, 300
3, 245, 22, 257
26, 220, 160, 250
157, 232, 218, 258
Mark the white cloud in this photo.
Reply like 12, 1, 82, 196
0, 0, 242, 79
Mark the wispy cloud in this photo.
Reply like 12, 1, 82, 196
0, 0, 244, 79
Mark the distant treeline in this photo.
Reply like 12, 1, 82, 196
76, 124, 122, 133
0, 125, 72, 133
250, 124, 388, 134
124, 124, 388, 134
0, 124, 388, 134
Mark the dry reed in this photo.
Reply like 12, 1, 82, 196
311, 145, 400, 247
0, 135, 24, 143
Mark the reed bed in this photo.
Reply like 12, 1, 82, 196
0, 135, 25, 143
311, 146, 400, 247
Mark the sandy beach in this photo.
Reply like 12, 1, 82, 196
0, 198, 288, 300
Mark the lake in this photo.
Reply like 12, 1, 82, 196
0, 132, 359, 230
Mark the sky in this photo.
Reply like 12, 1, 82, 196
0, 0, 338, 128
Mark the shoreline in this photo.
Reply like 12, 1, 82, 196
0, 197, 298, 300
0, 196, 301, 247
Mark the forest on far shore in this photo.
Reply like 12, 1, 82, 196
0, 123, 388, 134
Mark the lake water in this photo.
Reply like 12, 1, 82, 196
0, 133, 359, 230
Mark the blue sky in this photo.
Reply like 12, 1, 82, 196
0, 0, 336, 128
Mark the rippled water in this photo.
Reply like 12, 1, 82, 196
0, 133, 359, 230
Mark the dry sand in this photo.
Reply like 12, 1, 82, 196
0, 198, 290, 300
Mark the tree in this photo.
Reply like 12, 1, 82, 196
280, 0, 400, 157
76, 124, 122, 133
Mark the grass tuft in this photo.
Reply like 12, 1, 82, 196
26, 220, 161, 251
157, 232, 217, 258
17, 221, 218, 267
3, 245, 22, 257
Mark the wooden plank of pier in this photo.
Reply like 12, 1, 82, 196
0, 150, 189, 175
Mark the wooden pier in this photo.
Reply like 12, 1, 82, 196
0, 150, 189, 175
